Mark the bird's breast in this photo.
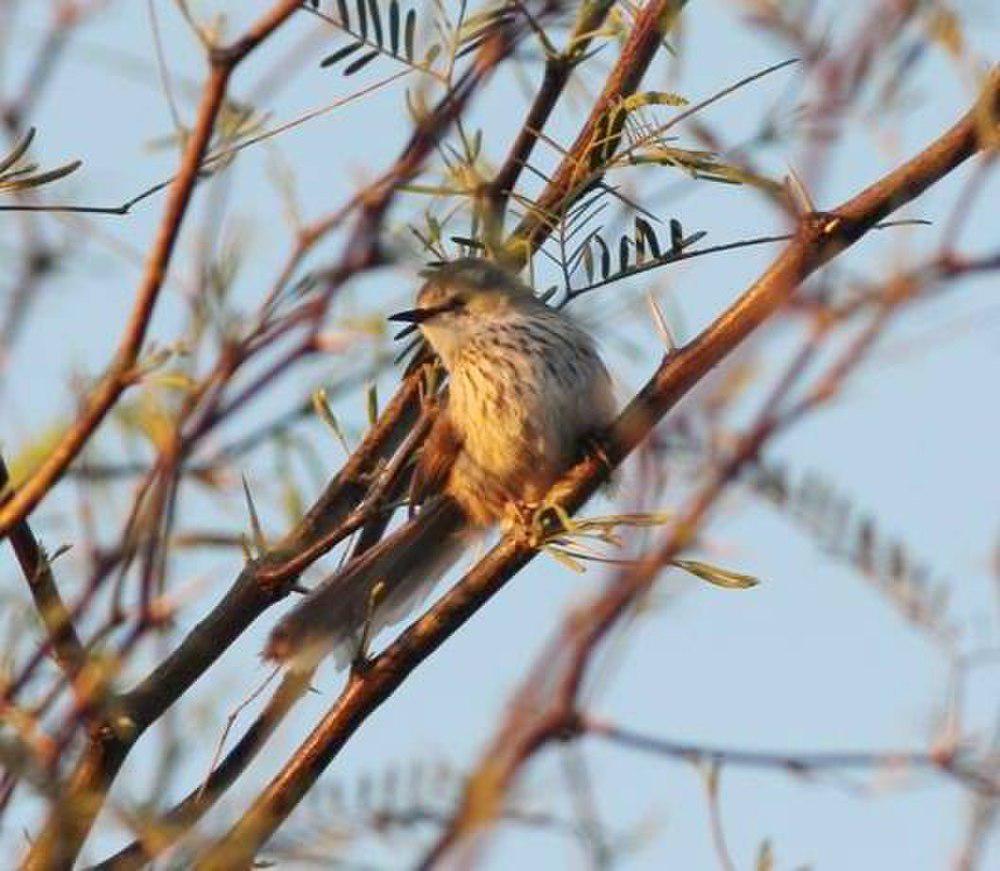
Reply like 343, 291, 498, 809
445, 317, 614, 519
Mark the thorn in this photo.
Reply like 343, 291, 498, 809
241, 473, 267, 555
312, 388, 350, 455
646, 291, 677, 353
585, 432, 615, 478
784, 164, 815, 216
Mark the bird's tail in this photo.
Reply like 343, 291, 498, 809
265, 496, 471, 671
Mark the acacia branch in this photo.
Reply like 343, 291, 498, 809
198, 67, 998, 869
507, 0, 688, 258
0, 0, 306, 543
484, 0, 617, 216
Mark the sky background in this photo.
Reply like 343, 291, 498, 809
0, 1, 998, 868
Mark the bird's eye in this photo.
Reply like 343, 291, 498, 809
428, 293, 464, 315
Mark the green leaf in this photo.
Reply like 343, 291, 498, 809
0, 126, 35, 175
320, 41, 364, 68
312, 388, 350, 454
669, 218, 683, 253
595, 233, 610, 279
343, 49, 381, 75
0, 159, 81, 191
673, 559, 760, 590
241, 474, 267, 555
4, 421, 68, 490
367, 0, 383, 47
355, 0, 368, 41
543, 544, 587, 574
582, 243, 594, 283
635, 216, 660, 259
621, 91, 689, 112
634, 222, 646, 265
366, 382, 379, 426
404, 9, 416, 61
426, 213, 442, 243
389, 0, 400, 55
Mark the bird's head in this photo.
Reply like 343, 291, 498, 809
388, 258, 539, 358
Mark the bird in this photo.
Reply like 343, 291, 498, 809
265, 257, 617, 671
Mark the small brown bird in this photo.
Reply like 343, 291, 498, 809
266, 258, 616, 670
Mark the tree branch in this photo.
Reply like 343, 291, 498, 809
584, 717, 1000, 795
507, 0, 688, 258
420, 68, 1000, 864
89, 670, 313, 871
484, 0, 617, 217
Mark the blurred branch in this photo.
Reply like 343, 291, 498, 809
1, 1, 107, 132
954, 713, 1000, 871
585, 717, 1000, 796
0, 0, 307, 545
64, 353, 395, 481
14, 3, 313, 867
21, 367, 426, 871
89, 668, 313, 871
0, 455, 86, 690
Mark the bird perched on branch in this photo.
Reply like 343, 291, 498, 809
266, 258, 616, 671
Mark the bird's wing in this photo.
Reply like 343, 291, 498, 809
409, 410, 463, 510
265, 495, 468, 671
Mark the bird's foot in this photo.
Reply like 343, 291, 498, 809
502, 499, 535, 533
501, 499, 551, 546
509, 499, 571, 548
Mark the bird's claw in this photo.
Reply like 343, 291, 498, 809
501, 499, 553, 546
503, 499, 535, 533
